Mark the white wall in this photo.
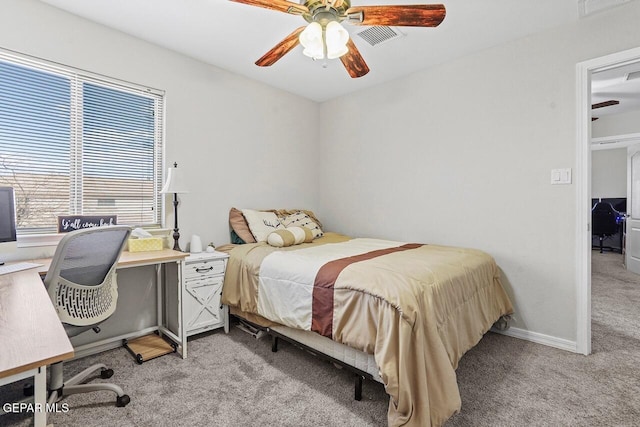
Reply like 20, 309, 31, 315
4, 0, 640, 348
318, 2, 640, 343
592, 109, 640, 138
592, 148, 627, 198
0, 0, 320, 347
0, 0, 320, 262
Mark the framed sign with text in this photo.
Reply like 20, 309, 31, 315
57, 215, 118, 233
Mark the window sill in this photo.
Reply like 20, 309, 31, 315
17, 233, 64, 248
16, 227, 171, 248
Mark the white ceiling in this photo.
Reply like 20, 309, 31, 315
34, 0, 640, 111
592, 61, 640, 117
40, 0, 583, 102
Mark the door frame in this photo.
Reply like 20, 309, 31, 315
576, 46, 640, 355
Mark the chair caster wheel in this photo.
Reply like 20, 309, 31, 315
23, 384, 34, 397
136, 355, 144, 365
116, 394, 131, 407
100, 368, 114, 379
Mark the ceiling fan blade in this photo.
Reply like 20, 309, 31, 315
340, 39, 370, 78
346, 4, 446, 27
256, 26, 306, 67
230, 0, 308, 15
592, 100, 619, 109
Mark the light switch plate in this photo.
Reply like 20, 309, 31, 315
551, 168, 572, 185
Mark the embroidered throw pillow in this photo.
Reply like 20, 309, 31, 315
281, 211, 323, 239
241, 209, 284, 242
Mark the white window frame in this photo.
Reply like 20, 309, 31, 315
0, 49, 166, 247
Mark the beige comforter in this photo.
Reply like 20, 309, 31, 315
221, 233, 513, 426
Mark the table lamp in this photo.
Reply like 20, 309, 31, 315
160, 162, 189, 251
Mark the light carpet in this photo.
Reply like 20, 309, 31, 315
1, 251, 638, 426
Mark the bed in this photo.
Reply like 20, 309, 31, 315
220, 209, 513, 427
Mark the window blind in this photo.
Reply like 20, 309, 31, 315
0, 52, 164, 234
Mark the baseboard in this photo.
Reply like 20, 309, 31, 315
492, 326, 578, 353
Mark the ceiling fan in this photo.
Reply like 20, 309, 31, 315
591, 99, 619, 121
230, 0, 446, 78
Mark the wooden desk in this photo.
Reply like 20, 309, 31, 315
0, 249, 189, 425
0, 268, 74, 427
31, 248, 188, 274
32, 249, 190, 359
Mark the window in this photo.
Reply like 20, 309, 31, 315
0, 51, 164, 234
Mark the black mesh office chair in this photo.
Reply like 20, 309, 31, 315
614, 200, 627, 214
44, 225, 132, 407
592, 202, 620, 253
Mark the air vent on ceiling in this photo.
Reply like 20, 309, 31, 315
355, 26, 403, 47
626, 70, 640, 81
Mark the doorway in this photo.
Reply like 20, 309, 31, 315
577, 46, 640, 355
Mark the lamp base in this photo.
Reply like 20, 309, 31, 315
172, 229, 181, 252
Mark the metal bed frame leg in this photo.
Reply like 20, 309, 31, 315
264, 327, 374, 402
355, 375, 363, 401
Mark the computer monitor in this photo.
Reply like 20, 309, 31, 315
0, 187, 17, 243
0, 187, 17, 265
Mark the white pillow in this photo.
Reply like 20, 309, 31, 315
241, 209, 284, 242
281, 211, 323, 239
267, 226, 314, 247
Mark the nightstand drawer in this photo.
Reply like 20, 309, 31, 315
183, 259, 225, 279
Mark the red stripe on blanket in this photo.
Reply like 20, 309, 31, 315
311, 243, 422, 338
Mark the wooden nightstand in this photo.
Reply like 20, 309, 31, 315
181, 252, 229, 354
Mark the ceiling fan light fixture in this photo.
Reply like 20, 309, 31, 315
236, 0, 446, 78
300, 22, 324, 59
325, 21, 349, 59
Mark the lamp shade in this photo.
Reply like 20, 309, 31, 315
325, 21, 349, 59
160, 164, 189, 194
300, 22, 324, 60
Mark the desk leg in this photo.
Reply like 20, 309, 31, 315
153, 262, 187, 360
156, 264, 163, 335
33, 366, 46, 427
178, 260, 186, 359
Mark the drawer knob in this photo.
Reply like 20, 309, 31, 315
195, 266, 214, 273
